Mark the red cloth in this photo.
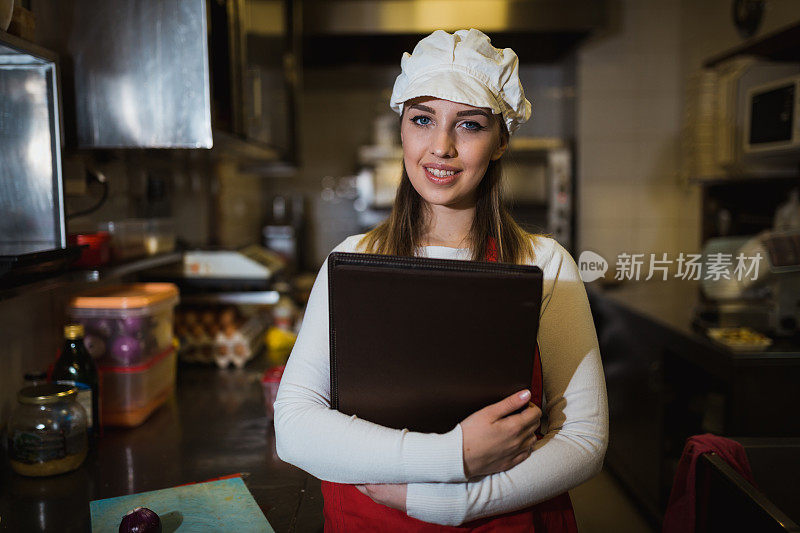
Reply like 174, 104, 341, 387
321, 481, 577, 532
662, 434, 757, 533
320, 238, 578, 532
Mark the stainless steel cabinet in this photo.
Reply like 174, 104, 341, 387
589, 291, 668, 522
33, 0, 212, 149
589, 284, 800, 526
0, 30, 65, 253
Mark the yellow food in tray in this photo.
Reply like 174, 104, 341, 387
265, 326, 297, 366
706, 327, 773, 351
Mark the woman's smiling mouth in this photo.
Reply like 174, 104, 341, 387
423, 165, 462, 184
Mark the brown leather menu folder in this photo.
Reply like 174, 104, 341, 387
328, 252, 543, 434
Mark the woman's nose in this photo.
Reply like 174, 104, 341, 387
430, 128, 457, 158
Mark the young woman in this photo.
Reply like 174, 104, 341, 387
275, 29, 609, 531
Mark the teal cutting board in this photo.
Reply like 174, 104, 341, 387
90, 477, 275, 532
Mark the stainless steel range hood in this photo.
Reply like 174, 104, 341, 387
299, 0, 608, 65
303, 0, 607, 35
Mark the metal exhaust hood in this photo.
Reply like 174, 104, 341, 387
300, 0, 609, 65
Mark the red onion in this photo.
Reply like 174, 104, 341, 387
120, 315, 146, 335
119, 507, 162, 533
110, 335, 142, 364
87, 317, 116, 338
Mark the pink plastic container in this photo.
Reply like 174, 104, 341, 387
69, 283, 179, 367
261, 365, 285, 421
98, 347, 177, 427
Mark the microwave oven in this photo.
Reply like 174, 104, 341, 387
744, 74, 800, 159
696, 57, 800, 178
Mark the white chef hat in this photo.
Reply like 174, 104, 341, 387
390, 29, 532, 135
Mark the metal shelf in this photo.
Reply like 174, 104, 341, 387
703, 21, 800, 68
87, 252, 183, 281
179, 291, 280, 306
509, 137, 566, 152
0, 252, 183, 302
688, 174, 800, 185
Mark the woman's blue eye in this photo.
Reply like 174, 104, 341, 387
462, 121, 485, 131
409, 115, 485, 131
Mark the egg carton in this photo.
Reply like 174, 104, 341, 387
178, 312, 266, 368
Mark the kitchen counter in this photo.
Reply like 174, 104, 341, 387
588, 280, 800, 378
588, 278, 800, 439
586, 279, 800, 522
0, 358, 322, 533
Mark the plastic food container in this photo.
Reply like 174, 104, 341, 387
69, 283, 179, 366
98, 346, 177, 427
262, 365, 284, 422
67, 231, 111, 268
101, 219, 176, 261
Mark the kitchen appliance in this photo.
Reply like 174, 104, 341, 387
687, 57, 800, 179
723, 58, 800, 174
699, 229, 800, 337
0, 30, 77, 279
32, 0, 212, 149
302, 0, 608, 66
506, 138, 574, 251
744, 73, 800, 159
262, 195, 306, 272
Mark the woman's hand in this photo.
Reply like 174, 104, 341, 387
460, 389, 542, 478
355, 483, 408, 512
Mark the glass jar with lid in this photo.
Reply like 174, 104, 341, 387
7, 383, 88, 477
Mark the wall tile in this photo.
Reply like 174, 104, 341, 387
634, 97, 682, 138
578, 140, 639, 183
578, 60, 638, 96
629, 7, 680, 52
634, 53, 681, 95
635, 181, 683, 222
578, 96, 638, 142
634, 137, 681, 179
580, 182, 637, 221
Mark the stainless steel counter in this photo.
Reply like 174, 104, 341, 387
586, 279, 800, 523
0, 358, 322, 532
588, 280, 800, 361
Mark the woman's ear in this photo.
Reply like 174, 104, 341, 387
491, 134, 509, 161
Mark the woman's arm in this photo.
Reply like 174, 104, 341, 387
403, 239, 609, 525
274, 237, 467, 484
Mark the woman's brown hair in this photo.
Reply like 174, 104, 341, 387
358, 110, 539, 265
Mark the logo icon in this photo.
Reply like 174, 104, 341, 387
578, 251, 608, 283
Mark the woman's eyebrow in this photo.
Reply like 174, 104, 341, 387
408, 104, 491, 120
409, 104, 436, 113
455, 110, 491, 119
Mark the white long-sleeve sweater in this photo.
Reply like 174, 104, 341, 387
274, 234, 609, 526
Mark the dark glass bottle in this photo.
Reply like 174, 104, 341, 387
52, 324, 100, 436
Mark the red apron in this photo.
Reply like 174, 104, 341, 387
321, 240, 579, 532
